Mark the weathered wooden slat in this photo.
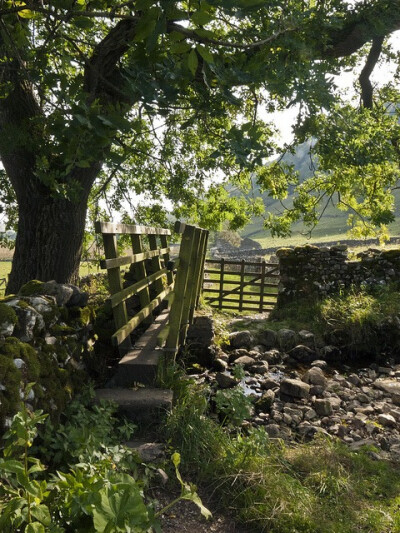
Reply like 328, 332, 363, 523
204, 289, 277, 298
160, 234, 174, 286
196, 231, 209, 308
174, 220, 187, 234
148, 234, 165, 296
259, 260, 266, 313
111, 284, 174, 346
203, 282, 278, 291
204, 269, 279, 278
165, 225, 196, 354
218, 257, 225, 310
100, 248, 170, 269
186, 227, 203, 326
239, 259, 245, 312
157, 325, 170, 347
205, 259, 279, 268
131, 234, 152, 326
102, 233, 132, 353
110, 268, 168, 308
208, 303, 276, 311
95, 221, 171, 235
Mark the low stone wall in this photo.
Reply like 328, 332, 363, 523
276, 245, 400, 306
0, 280, 93, 430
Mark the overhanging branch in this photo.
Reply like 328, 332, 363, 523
359, 36, 384, 109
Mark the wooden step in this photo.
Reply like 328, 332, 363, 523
95, 387, 173, 422
112, 311, 169, 386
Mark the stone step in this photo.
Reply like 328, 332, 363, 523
95, 387, 173, 422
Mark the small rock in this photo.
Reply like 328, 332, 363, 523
314, 399, 333, 416
260, 349, 282, 364
248, 361, 269, 375
378, 414, 397, 428
265, 424, 280, 438
213, 358, 228, 372
255, 390, 275, 412
216, 372, 239, 389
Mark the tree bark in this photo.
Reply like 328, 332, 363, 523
6, 190, 90, 294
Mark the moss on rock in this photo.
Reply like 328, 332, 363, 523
0, 303, 18, 326
19, 280, 45, 297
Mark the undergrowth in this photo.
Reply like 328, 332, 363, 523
165, 382, 400, 533
0, 385, 210, 532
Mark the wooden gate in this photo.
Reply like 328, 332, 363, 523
202, 258, 279, 312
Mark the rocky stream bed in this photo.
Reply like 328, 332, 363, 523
188, 320, 400, 462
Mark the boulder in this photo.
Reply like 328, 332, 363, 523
259, 329, 278, 349
229, 330, 254, 349
298, 330, 316, 349
280, 378, 310, 399
302, 367, 327, 388
232, 355, 256, 368
277, 329, 298, 352
288, 344, 316, 364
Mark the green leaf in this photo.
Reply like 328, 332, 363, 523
182, 491, 212, 520
0, 459, 25, 475
72, 17, 95, 29
25, 523, 45, 533
16, 3, 35, 19
191, 11, 213, 26
196, 45, 214, 64
187, 49, 198, 76
171, 42, 192, 54
30, 505, 51, 526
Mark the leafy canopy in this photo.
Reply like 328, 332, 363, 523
0, 0, 399, 237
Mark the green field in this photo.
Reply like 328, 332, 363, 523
0, 261, 104, 297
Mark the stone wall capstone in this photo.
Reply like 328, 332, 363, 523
276, 245, 400, 307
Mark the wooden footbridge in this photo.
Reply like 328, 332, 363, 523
94, 219, 278, 419
94, 220, 209, 418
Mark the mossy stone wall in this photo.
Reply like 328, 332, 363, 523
277, 245, 400, 307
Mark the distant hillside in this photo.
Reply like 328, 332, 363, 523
235, 142, 400, 248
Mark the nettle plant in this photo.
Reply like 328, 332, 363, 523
0, 385, 210, 533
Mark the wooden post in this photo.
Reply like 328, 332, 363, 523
103, 233, 131, 353
196, 230, 209, 308
131, 234, 152, 325
239, 259, 245, 312
148, 234, 165, 297
259, 260, 266, 312
160, 233, 174, 287
219, 258, 225, 310
165, 225, 196, 356
185, 227, 202, 327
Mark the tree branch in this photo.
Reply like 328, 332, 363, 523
359, 36, 384, 109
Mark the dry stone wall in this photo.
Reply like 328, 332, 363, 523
276, 245, 400, 306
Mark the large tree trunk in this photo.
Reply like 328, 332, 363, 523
6, 193, 90, 294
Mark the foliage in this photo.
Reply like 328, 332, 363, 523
165, 383, 400, 532
0, 386, 210, 532
1, 0, 400, 264
215, 386, 252, 426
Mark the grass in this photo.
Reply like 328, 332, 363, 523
0, 260, 110, 297
164, 382, 400, 533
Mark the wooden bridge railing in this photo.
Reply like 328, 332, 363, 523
95, 220, 208, 358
